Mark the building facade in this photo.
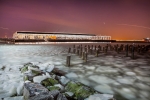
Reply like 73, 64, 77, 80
13, 31, 111, 41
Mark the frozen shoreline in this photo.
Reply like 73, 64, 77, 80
0, 44, 150, 100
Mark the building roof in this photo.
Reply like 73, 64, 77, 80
16, 31, 96, 36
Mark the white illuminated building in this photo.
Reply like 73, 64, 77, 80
13, 31, 111, 41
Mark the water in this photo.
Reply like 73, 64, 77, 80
0, 43, 150, 100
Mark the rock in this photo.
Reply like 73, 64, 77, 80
28, 66, 41, 75
65, 81, 95, 99
52, 68, 67, 76
57, 93, 68, 100
28, 92, 54, 100
85, 93, 114, 100
21, 66, 28, 73
23, 74, 36, 82
47, 86, 60, 91
41, 78, 59, 87
0, 66, 6, 70
23, 82, 53, 100
21, 63, 36, 73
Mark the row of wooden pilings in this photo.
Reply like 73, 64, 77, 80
66, 44, 150, 67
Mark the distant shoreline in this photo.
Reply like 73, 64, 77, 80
0, 38, 150, 44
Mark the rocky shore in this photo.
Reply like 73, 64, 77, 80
0, 62, 115, 100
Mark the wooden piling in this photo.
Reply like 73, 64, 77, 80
131, 46, 135, 59
82, 52, 85, 60
95, 49, 99, 57
84, 52, 87, 62
68, 47, 71, 53
125, 45, 128, 57
66, 55, 71, 67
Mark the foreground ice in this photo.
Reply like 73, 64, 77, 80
89, 75, 116, 84
94, 84, 114, 94
85, 93, 113, 100
0, 44, 150, 100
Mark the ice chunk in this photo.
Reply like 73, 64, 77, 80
54, 62, 62, 66
33, 74, 50, 83
85, 93, 114, 100
46, 64, 54, 72
8, 86, 17, 96
4, 96, 23, 100
125, 72, 136, 76
17, 82, 24, 96
38, 63, 50, 70
94, 84, 114, 94
28, 66, 40, 72
85, 66, 95, 70
45, 72, 51, 78
60, 76, 70, 85
78, 78, 90, 86
117, 77, 135, 84
89, 75, 115, 84
65, 92, 74, 97
30, 62, 40, 66
136, 76, 150, 83
65, 72, 78, 79
0, 93, 9, 98
54, 84, 64, 91
115, 88, 136, 99
135, 83, 150, 90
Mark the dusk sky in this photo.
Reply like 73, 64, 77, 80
0, 0, 150, 40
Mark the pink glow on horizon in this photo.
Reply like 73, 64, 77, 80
0, 0, 150, 40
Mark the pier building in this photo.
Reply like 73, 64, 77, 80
13, 31, 111, 41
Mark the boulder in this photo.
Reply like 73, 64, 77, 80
52, 68, 67, 76
57, 93, 68, 100
28, 92, 54, 100
23, 82, 53, 100
65, 81, 95, 99
41, 78, 58, 87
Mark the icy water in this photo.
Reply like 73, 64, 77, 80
0, 43, 150, 100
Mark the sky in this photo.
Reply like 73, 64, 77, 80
0, 0, 150, 40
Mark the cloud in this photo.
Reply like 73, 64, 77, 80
118, 24, 150, 30
0, 27, 9, 30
